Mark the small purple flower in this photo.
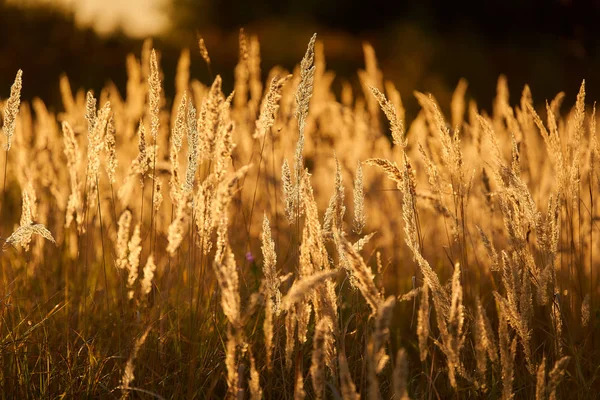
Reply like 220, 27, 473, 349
245, 252, 255, 262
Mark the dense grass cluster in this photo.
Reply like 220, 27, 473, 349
0, 32, 598, 399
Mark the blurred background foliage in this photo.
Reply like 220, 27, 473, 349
1, 0, 599, 120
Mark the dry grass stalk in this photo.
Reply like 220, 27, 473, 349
121, 327, 151, 398
547, 356, 569, 400
353, 160, 366, 234
282, 159, 295, 223
536, 357, 546, 400
338, 347, 360, 400
474, 297, 498, 380
581, 294, 590, 327
248, 352, 263, 400
254, 74, 292, 139
310, 316, 332, 400
369, 85, 405, 146
261, 213, 280, 366
141, 254, 156, 298
127, 224, 142, 300
198, 36, 211, 66
294, 356, 306, 400
336, 232, 382, 315
393, 348, 411, 400
497, 300, 517, 400
62, 121, 83, 230
281, 270, 338, 312
417, 281, 430, 362
148, 49, 161, 141
115, 210, 132, 269
372, 295, 396, 373
104, 116, 117, 184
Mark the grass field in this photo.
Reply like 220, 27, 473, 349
0, 32, 598, 399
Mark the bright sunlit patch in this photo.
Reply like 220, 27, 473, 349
7, 0, 170, 38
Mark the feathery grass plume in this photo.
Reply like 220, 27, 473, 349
213, 96, 235, 182
568, 81, 585, 188
153, 178, 163, 212
536, 357, 546, 400
475, 296, 498, 380
339, 348, 360, 400
198, 75, 225, 163
104, 116, 117, 184
294, 357, 306, 400
193, 179, 214, 255
494, 254, 534, 373
225, 327, 240, 398
393, 349, 411, 400
148, 49, 161, 141
369, 85, 405, 146
116, 210, 132, 269
333, 154, 346, 229
547, 356, 569, 400
62, 121, 83, 229
416, 93, 465, 192
85, 91, 97, 137
86, 100, 111, 207
476, 225, 500, 271
141, 254, 156, 298
249, 352, 263, 400
282, 159, 296, 223
213, 245, 241, 328
212, 167, 250, 266
323, 154, 345, 234
582, 294, 590, 327
417, 281, 430, 362
353, 160, 366, 234
354, 231, 377, 252
261, 213, 280, 309
372, 296, 396, 373
19, 181, 36, 250
385, 80, 405, 128
551, 293, 564, 356
285, 307, 298, 370
117, 119, 151, 206
262, 213, 280, 366
336, 232, 382, 315
526, 102, 566, 190
169, 92, 187, 203
2, 69, 22, 151
121, 327, 151, 397
310, 316, 332, 400
254, 74, 292, 139
281, 270, 338, 311
198, 36, 211, 66
5, 223, 55, 250
451, 78, 468, 129
184, 101, 199, 194
365, 158, 404, 190
4, 184, 52, 251
438, 262, 467, 389
292, 33, 317, 197
136, 120, 149, 176
295, 33, 317, 138
127, 224, 141, 300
